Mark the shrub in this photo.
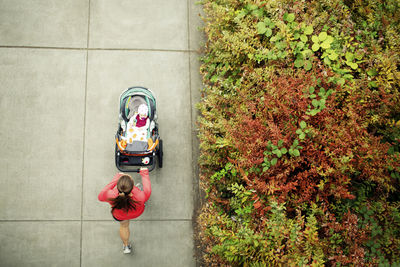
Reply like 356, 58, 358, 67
196, 0, 400, 265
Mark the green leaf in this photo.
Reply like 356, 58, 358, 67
368, 81, 378, 88
267, 50, 275, 59
284, 13, 295, 22
350, 62, 358, 69
210, 75, 218, 82
299, 133, 306, 140
300, 35, 308, 42
304, 26, 313, 35
300, 121, 307, 129
281, 148, 288, 154
293, 139, 299, 147
325, 35, 334, 44
297, 41, 305, 49
247, 4, 258, 10
296, 53, 304, 60
235, 10, 247, 20
271, 158, 278, 166
318, 32, 328, 41
310, 94, 316, 98
338, 78, 345, 85
345, 52, 354, 61
310, 109, 318, 116
274, 33, 283, 41
278, 139, 284, 147
304, 60, 312, 71
252, 9, 264, 18
294, 59, 304, 68
355, 52, 363, 60
309, 86, 315, 94
367, 69, 378, 76
320, 41, 331, 49
294, 33, 300, 39
296, 129, 303, 134
264, 160, 271, 167
312, 43, 320, 51
257, 22, 267, 34
265, 28, 273, 37
293, 149, 300, 157
328, 52, 338, 60
312, 99, 319, 107
311, 35, 319, 43
302, 49, 313, 56
276, 41, 286, 49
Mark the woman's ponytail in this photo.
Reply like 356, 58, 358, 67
109, 175, 138, 213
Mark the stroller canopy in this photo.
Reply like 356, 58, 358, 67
120, 87, 157, 122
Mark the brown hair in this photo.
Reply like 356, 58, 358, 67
109, 175, 138, 213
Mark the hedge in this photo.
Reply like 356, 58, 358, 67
196, 0, 400, 266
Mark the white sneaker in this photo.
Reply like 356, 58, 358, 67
123, 243, 132, 254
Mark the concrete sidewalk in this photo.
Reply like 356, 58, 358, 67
0, 1, 203, 266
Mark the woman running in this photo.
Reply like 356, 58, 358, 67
98, 167, 151, 254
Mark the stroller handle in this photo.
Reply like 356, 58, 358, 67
115, 156, 156, 173
116, 164, 156, 173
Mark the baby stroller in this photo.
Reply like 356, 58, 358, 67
115, 86, 163, 172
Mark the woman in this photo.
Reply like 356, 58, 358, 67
98, 167, 151, 254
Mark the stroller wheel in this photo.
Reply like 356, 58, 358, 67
115, 144, 121, 170
157, 139, 163, 168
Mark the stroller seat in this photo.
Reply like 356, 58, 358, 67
116, 88, 158, 152
115, 86, 162, 172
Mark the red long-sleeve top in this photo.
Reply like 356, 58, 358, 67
98, 169, 151, 220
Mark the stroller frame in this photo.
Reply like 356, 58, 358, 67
115, 86, 163, 173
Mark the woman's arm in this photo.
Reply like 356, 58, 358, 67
98, 173, 122, 202
140, 168, 151, 202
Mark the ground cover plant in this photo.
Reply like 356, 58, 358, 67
196, 0, 400, 266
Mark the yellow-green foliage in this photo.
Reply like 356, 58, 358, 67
198, 193, 326, 266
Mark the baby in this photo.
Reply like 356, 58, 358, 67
132, 104, 150, 129
125, 104, 150, 143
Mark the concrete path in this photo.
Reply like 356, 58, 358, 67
0, 1, 203, 266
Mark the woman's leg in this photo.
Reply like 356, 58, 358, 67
119, 220, 130, 246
